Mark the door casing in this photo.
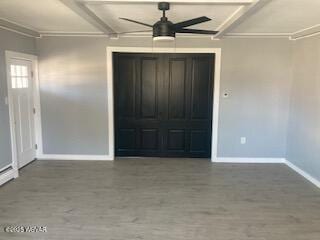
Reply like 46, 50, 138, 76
106, 47, 221, 162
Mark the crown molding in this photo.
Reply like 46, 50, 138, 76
0, 18, 40, 38
290, 24, 320, 40
225, 32, 291, 39
83, 0, 254, 5
39, 31, 106, 37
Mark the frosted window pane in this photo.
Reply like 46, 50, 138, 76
17, 77, 22, 88
16, 66, 22, 76
11, 77, 16, 89
21, 66, 28, 76
10, 65, 16, 76
22, 77, 28, 88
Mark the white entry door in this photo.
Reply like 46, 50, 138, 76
9, 59, 36, 168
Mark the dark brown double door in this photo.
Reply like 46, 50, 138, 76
114, 53, 214, 158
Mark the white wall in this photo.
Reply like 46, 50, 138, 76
36, 36, 293, 158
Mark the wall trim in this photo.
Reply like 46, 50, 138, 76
213, 157, 286, 163
106, 47, 222, 161
0, 168, 18, 186
285, 160, 320, 189
37, 154, 113, 161
0, 163, 12, 173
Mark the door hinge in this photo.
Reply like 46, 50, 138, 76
33, 108, 36, 114
35, 144, 38, 150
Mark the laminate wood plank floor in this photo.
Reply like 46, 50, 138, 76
0, 158, 319, 240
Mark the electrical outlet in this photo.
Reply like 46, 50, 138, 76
240, 137, 246, 144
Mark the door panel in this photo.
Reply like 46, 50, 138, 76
190, 130, 209, 153
9, 59, 36, 168
191, 57, 212, 120
140, 129, 158, 150
168, 58, 187, 120
114, 53, 214, 158
118, 129, 136, 151
140, 58, 158, 119
117, 57, 136, 118
167, 129, 186, 152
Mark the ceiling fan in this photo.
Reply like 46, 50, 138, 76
119, 2, 219, 41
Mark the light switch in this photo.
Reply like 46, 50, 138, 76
240, 137, 246, 144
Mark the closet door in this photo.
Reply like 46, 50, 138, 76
114, 53, 163, 156
161, 54, 214, 157
114, 53, 214, 158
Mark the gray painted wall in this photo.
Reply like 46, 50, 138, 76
36, 37, 109, 155
0, 28, 36, 169
36, 36, 293, 158
286, 35, 320, 181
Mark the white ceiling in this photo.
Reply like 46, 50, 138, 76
0, 0, 319, 37
232, 0, 320, 34
0, 0, 99, 32
87, 3, 239, 32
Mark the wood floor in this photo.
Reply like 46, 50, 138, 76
0, 158, 320, 240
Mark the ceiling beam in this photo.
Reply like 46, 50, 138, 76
60, 0, 116, 34
0, 18, 40, 38
291, 24, 320, 40
214, 0, 271, 38
83, 0, 254, 5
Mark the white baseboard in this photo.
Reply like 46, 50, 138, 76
285, 160, 320, 189
37, 154, 114, 161
213, 157, 286, 163
0, 168, 18, 186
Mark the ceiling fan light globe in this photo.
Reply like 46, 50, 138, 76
153, 36, 175, 41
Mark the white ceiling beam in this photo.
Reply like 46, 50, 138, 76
291, 24, 320, 40
214, 0, 271, 38
0, 18, 40, 38
60, 0, 116, 34
83, 0, 254, 5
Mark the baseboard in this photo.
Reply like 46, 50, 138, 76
285, 160, 320, 188
213, 157, 286, 163
37, 154, 114, 161
0, 168, 18, 186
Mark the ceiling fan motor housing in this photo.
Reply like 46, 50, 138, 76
153, 2, 175, 38
153, 19, 176, 38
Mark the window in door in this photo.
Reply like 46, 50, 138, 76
10, 65, 29, 89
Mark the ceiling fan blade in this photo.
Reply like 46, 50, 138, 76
119, 18, 153, 28
176, 28, 218, 35
172, 16, 211, 30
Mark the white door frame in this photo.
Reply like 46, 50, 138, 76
5, 51, 43, 172
106, 47, 221, 162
